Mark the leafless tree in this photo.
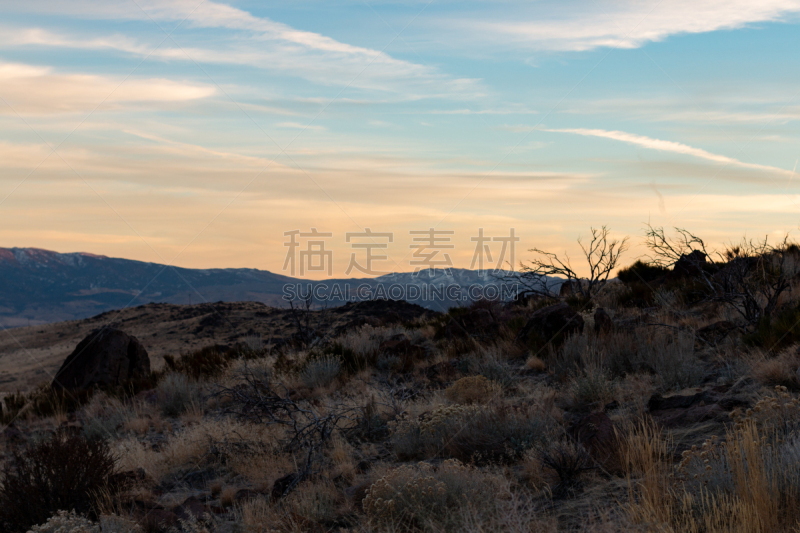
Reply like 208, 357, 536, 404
211, 363, 356, 497
288, 294, 327, 348
517, 226, 629, 300
643, 225, 712, 267
645, 224, 799, 327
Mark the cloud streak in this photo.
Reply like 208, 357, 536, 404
544, 127, 794, 176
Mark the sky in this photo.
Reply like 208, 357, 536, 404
1, 0, 799, 278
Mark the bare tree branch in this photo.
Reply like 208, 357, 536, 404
517, 226, 629, 300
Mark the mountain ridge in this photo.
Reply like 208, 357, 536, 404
0, 247, 537, 327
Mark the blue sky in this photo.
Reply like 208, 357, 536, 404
1, 0, 799, 277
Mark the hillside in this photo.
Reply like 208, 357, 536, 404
0, 299, 437, 392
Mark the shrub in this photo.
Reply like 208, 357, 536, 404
28, 510, 99, 533
540, 440, 595, 498
751, 350, 800, 390
163, 345, 236, 380
744, 305, 800, 352
444, 375, 500, 404
363, 460, 505, 532
0, 429, 117, 533
1, 391, 27, 423
29, 384, 93, 418
391, 404, 547, 463
321, 342, 365, 374
569, 365, 616, 409
300, 355, 341, 389
82, 394, 135, 441
600, 328, 702, 390
157, 372, 201, 417
617, 260, 669, 283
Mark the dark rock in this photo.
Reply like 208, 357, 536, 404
594, 307, 614, 335
2, 424, 27, 446
652, 404, 727, 428
140, 509, 178, 530
173, 496, 208, 522
271, 472, 301, 501
437, 308, 498, 340
603, 400, 619, 412
516, 302, 584, 344
345, 480, 373, 510
648, 391, 716, 412
332, 299, 438, 330
355, 460, 371, 473
697, 321, 738, 346
52, 328, 150, 391
569, 411, 618, 467
647, 389, 743, 428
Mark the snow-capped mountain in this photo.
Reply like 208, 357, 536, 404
0, 247, 559, 327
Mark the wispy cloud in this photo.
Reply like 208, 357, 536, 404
0, 61, 214, 115
1, 0, 479, 96
544, 127, 794, 176
463, 0, 800, 51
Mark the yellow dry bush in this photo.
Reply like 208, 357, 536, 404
625, 410, 800, 533
444, 375, 501, 404
363, 459, 505, 532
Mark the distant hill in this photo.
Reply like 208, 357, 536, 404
0, 247, 539, 327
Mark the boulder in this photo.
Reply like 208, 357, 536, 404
52, 328, 150, 391
516, 302, 584, 344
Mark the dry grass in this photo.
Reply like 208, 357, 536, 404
444, 375, 501, 404
16, 254, 800, 532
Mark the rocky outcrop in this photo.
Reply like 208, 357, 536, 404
516, 302, 584, 344
52, 328, 150, 391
